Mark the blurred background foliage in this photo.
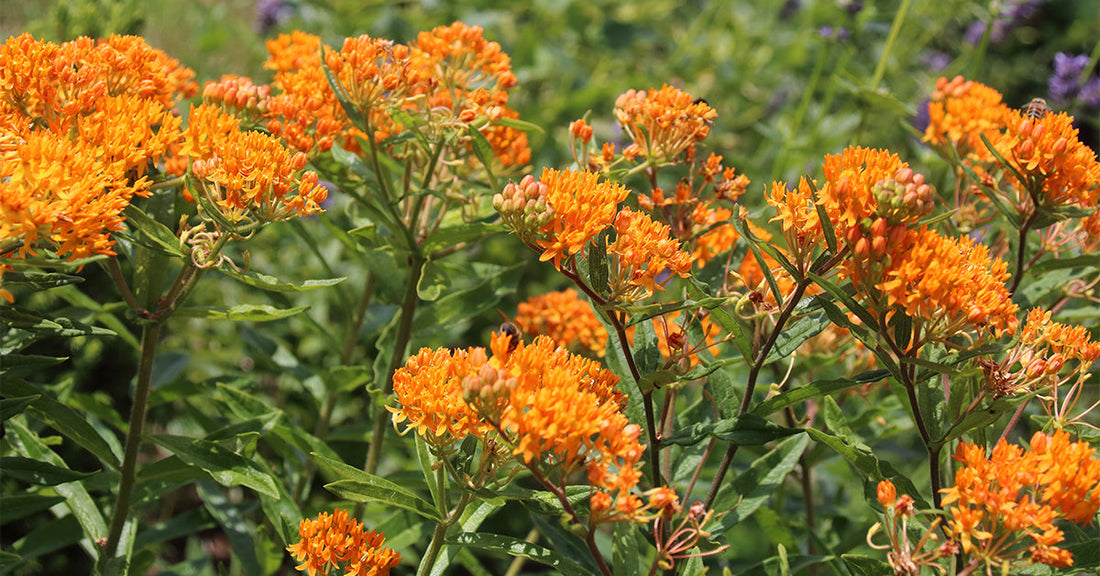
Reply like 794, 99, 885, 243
1, 0, 1097, 573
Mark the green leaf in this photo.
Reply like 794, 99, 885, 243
495, 116, 545, 134
147, 434, 279, 497
1, 354, 67, 379
3, 380, 121, 469
423, 222, 506, 255
217, 267, 345, 293
417, 257, 449, 301
730, 214, 784, 305
324, 479, 441, 522
766, 312, 830, 362
312, 453, 441, 521
806, 178, 838, 254
411, 262, 523, 332
0, 270, 84, 290
10, 514, 83, 564
197, 482, 261, 576
1027, 253, 1100, 274
841, 554, 893, 576
662, 414, 802, 447
0, 305, 116, 338
714, 434, 810, 532
321, 51, 364, 127
0, 457, 97, 485
467, 124, 496, 176
0, 394, 40, 421
390, 109, 432, 150
0, 494, 66, 524
612, 523, 643, 576
174, 304, 309, 321
632, 319, 662, 377
805, 426, 928, 509
122, 204, 185, 257
449, 533, 590, 576
5, 419, 107, 552
751, 371, 889, 416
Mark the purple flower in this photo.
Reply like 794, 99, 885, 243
842, 0, 865, 16
779, 0, 801, 21
1049, 52, 1091, 105
923, 50, 952, 72
912, 98, 930, 134
966, 0, 1044, 45
1080, 78, 1100, 109
254, 0, 292, 35
818, 26, 849, 41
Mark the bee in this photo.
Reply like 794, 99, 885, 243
499, 322, 520, 353
1022, 97, 1051, 121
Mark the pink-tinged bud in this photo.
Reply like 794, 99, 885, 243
492, 193, 505, 211
855, 237, 871, 259
917, 184, 933, 202
1031, 122, 1045, 140
519, 174, 536, 188
888, 225, 907, 245
871, 235, 887, 257
1026, 360, 1045, 379
911, 172, 924, 186
903, 190, 919, 208
1052, 137, 1068, 156
870, 217, 888, 238
894, 167, 913, 182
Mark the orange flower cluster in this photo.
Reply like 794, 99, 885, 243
533, 168, 630, 269
877, 227, 1018, 348
940, 431, 1100, 570
766, 177, 825, 272
393, 331, 667, 523
513, 288, 609, 356
1, 34, 195, 301
201, 75, 272, 126
614, 84, 716, 164
986, 308, 1100, 427
261, 23, 530, 167
993, 109, 1100, 208
923, 75, 1009, 159
607, 208, 694, 299
181, 104, 326, 225
286, 509, 401, 576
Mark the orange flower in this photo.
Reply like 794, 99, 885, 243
614, 84, 716, 164
923, 76, 1009, 160
392, 331, 652, 523
607, 208, 694, 300
182, 104, 326, 222
513, 289, 609, 357
390, 345, 495, 445
819, 146, 907, 235
766, 178, 824, 271
286, 509, 401, 576
940, 431, 1100, 570
993, 108, 1100, 209
202, 75, 272, 125
876, 227, 1018, 347
689, 205, 739, 266
536, 168, 629, 270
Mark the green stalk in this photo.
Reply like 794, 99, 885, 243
362, 254, 424, 480
870, 0, 913, 91
103, 320, 161, 558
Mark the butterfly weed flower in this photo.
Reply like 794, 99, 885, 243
286, 509, 401, 576
528, 168, 629, 270
201, 75, 272, 127
992, 107, 1100, 210
513, 288, 609, 357
182, 104, 326, 229
606, 207, 694, 302
923, 76, 1010, 161
614, 84, 716, 166
939, 431, 1100, 571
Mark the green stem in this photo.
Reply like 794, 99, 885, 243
870, 0, 913, 91
103, 320, 161, 558
362, 255, 424, 479
1008, 210, 1035, 294
105, 256, 140, 311
703, 277, 812, 509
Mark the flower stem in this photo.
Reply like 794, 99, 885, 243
362, 255, 424, 481
1008, 210, 1035, 294
703, 278, 811, 509
103, 320, 161, 558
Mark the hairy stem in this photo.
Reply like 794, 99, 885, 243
1008, 210, 1035, 294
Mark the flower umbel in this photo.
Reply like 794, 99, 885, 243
286, 509, 401, 576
